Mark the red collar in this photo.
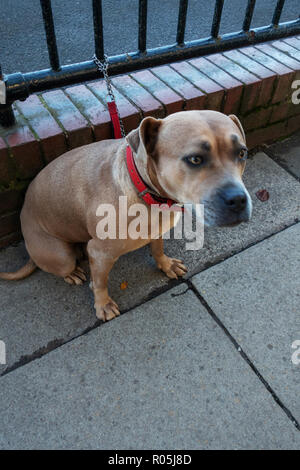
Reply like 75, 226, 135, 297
126, 145, 183, 210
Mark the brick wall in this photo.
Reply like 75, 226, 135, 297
1, 36, 300, 248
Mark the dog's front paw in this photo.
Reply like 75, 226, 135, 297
95, 297, 120, 322
157, 256, 188, 280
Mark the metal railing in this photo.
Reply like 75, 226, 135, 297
0, 0, 299, 127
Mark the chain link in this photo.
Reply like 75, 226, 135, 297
93, 54, 126, 138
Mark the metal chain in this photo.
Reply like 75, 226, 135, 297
93, 54, 126, 138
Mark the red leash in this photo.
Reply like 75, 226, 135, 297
107, 101, 122, 139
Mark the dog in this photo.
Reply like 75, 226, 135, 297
0, 110, 252, 321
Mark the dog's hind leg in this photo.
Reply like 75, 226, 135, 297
24, 227, 86, 285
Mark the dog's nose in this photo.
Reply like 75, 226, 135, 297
220, 185, 247, 213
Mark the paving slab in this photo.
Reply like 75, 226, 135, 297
192, 223, 300, 424
1, 152, 300, 373
0, 284, 299, 450
268, 132, 300, 179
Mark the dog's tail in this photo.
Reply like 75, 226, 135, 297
0, 258, 37, 281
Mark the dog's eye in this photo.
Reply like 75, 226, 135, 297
185, 155, 203, 166
239, 149, 248, 160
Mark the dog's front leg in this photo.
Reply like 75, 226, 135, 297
150, 238, 187, 280
87, 239, 120, 322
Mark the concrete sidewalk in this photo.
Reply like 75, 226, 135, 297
0, 134, 299, 449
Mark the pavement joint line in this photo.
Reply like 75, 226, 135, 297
0, 321, 99, 378
1, 221, 299, 379
187, 219, 300, 279
262, 144, 300, 183
0, 277, 185, 378
186, 279, 300, 432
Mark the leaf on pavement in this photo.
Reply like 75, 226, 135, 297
255, 189, 269, 202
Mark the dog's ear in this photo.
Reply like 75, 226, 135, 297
140, 116, 162, 159
126, 127, 140, 154
229, 114, 246, 142
127, 116, 162, 158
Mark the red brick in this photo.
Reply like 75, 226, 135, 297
242, 107, 272, 131
131, 69, 184, 115
272, 40, 300, 62
288, 98, 300, 117
4, 108, 43, 179
88, 80, 141, 134
151, 65, 206, 110
171, 61, 224, 111
269, 102, 290, 124
255, 44, 300, 75
0, 189, 24, 215
65, 84, 112, 141
112, 75, 164, 118
266, 96, 300, 124
189, 57, 243, 114
206, 53, 261, 113
246, 121, 287, 149
16, 94, 67, 163
239, 46, 294, 104
0, 212, 20, 238
273, 76, 295, 105
287, 114, 300, 135
0, 137, 15, 186
42, 90, 93, 149
240, 45, 294, 74
223, 49, 276, 107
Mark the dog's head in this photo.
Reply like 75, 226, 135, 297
127, 110, 252, 227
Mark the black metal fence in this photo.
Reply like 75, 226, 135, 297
0, 0, 299, 127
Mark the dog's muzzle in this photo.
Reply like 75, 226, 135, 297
204, 182, 252, 227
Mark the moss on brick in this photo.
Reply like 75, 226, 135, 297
38, 94, 67, 135
0, 178, 30, 193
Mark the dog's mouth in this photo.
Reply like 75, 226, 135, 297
220, 219, 247, 228
204, 209, 251, 228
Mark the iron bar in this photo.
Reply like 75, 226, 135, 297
0, 105, 15, 127
243, 0, 256, 32
3, 18, 299, 111
272, 0, 286, 26
177, 0, 189, 46
40, 0, 60, 71
92, 0, 104, 60
138, 0, 148, 53
211, 0, 224, 38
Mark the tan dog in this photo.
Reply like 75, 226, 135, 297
0, 110, 252, 321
